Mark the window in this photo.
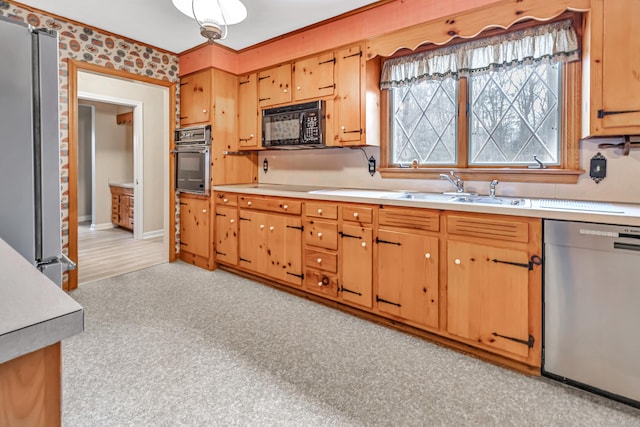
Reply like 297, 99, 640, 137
381, 18, 582, 182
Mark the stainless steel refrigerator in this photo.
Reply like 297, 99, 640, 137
0, 16, 75, 287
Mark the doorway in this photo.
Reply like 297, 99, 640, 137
68, 62, 177, 289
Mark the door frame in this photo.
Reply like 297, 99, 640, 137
67, 59, 177, 291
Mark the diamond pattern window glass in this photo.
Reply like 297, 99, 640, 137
469, 63, 561, 165
391, 79, 457, 165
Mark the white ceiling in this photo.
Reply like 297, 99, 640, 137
16, 0, 382, 53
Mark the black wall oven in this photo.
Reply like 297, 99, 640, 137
172, 125, 211, 195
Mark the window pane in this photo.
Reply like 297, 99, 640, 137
469, 63, 561, 166
391, 79, 457, 165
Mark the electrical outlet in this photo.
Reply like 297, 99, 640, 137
368, 156, 376, 176
589, 152, 606, 183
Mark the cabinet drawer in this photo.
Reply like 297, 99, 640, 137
239, 196, 301, 214
342, 205, 373, 224
305, 220, 338, 250
379, 207, 439, 232
304, 248, 337, 273
305, 202, 338, 219
215, 192, 238, 206
447, 214, 529, 243
304, 269, 338, 297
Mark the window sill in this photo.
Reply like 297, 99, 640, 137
379, 167, 584, 184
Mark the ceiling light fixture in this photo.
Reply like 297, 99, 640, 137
172, 0, 247, 43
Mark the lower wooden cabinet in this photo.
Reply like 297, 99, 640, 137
339, 224, 373, 309
214, 192, 543, 371
109, 184, 134, 231
447, 240, 531, 358
238, 208, 303, 286
179, 195, 211, 261
444, 213, 542, 366
376, 229, 439, 330
215, 205, 238, 265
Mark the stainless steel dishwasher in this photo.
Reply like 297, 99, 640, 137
543, 219, 640, 407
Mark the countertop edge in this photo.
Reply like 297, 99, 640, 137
0, 308, 84, 364
213, 184, 640, 226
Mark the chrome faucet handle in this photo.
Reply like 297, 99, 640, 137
489, 179, 499, 198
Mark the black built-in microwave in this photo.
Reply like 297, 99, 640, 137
262, 100, 325, 148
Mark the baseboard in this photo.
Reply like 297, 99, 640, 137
78, 215, 91, 222
90, 223, 115, 231
143, 229, 164, 239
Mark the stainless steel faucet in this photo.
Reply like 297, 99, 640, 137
489, 179, 499, 198
440, 171, 464, 193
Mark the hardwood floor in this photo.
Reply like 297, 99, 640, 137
77, 222, 166, 285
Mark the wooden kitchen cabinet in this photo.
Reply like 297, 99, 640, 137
340, 223, 373, 308
304, 201, 339, 297
238, 73, 259, 149
338, 204, 374, 309
109, 184, 133, 231
293, 52, 335, 101
179, 69, 211, 126
584, 0, 640, 136
334, 43, 381, 147
179, 195, 211, 262
258, 64, 292, 107
445, 213, 542, 365
376, 229, 439, 329
375, 206, 440, 329
215, 205, 238, 265
237, 196, 303, 286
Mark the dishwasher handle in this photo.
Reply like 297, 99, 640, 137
613, 242, 640, 252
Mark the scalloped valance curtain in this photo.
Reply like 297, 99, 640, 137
380, 19, 579, 89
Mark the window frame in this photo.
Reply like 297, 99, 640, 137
379, 14, 583, 184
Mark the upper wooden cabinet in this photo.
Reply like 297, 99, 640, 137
584, 0, 640, 136
238, 73, 259, 149
179, 69, 211, 126
334, 43, 381, 147
258, 64, 292, 107
293, 52, 335, 101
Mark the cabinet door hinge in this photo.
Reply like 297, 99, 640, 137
492, 332, 535, 348
318, 58, 336, 65
341, 286, 362, 296
376, 295, 401, 307
339, 232, 361, 239
376, 237, 401, 246
343, 51, 363, 59
598, 109, 640, 118
491, 255, 541, 270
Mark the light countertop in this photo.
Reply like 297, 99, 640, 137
0, 239, 84, 364
213, 183, 640, 227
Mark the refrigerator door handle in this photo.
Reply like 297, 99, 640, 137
59, 253, 77, 271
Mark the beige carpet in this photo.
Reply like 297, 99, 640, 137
63, 262, 640, 426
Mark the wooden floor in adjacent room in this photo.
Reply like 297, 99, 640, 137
77, 222, 166, 285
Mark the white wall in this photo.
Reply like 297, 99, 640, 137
77, 71, 169, 235
77, 105, 93, 221
258, 136, 640, 205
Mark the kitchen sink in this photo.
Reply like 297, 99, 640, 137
385, 192, 456, 202
451, 195, 531, 207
